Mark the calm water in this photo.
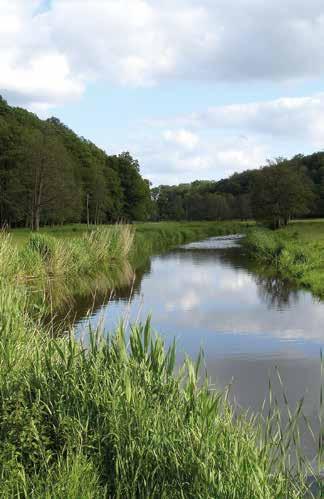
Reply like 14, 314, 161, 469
75, 235, 324, 458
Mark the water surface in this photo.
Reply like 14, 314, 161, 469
76, 235, 324, 458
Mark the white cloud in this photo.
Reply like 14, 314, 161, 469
47, 0, 324, 86
2, 1, 324, 184
0, 0, 84, 110
121, 92, 324, 185
163, 129, 199, 150
131, 130, 267, 185
186, 94, 324, 146
3, 1, 324, 108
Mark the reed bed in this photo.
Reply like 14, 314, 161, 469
0, 284, 321, 497
0, 222, 323, 497
0, 282, 318, 499
1, 224, 134, 282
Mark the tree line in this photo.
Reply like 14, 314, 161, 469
1, 95, 323, 230
0, 96, 152, 229
152, 155, 320, 228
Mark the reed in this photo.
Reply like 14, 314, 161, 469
0, 285, 321, 497
0, 221, 322, 496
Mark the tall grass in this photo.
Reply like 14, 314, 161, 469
0, 282, 321, 497
0, 225, 135, 313
1, 225, 134, 281
2, 222, 247, 313
242, 228, 324, 297
0, 221, 323, 496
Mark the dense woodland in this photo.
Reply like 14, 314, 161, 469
0, 96, 152, 229
0, 96, 323, 230
152, 156, 319, 228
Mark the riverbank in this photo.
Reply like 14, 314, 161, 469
9, 221, 246, 247
6, 222, 246, 311
1, 221, 322, 496
243, 221, 324, 298
0, 278, 316, 497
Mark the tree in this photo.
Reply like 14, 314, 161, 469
113, 152, 152, 221
18, 126, 80, 230
251, 159, 314, 229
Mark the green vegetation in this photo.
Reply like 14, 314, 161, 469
0, 220, 322, 496
6, 221, 246, 311
152, 155, 323, 227
243, 221, 324, 297
2, 226, 134, 281
2, 96, 324, 233
0, 96, 151, 229
9, 221, 247, 248
0, 281, 319, 497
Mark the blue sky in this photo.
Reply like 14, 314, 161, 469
2, 0, 324, 185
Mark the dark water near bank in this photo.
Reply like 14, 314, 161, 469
75, 235, 324, 460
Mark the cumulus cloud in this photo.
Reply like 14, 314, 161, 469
47, 0, 324, 85
185, 94, 324, 145
2, 0, 324, 108
0, 0, 83, 110
2, 1, 324, 184
132, 93, 324, 184
129, 129, 267, 186
163, 129, 199, 150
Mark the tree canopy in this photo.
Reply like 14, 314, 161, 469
1, 95, 323, 229
152, 155, 321, 227
0, 96, 152, 229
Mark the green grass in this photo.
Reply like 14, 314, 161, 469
0, 280, 320, 498
243, 220, 324, 297
5, 222, 248, 312
0, 220, 323, 496
9, 221, 248, 246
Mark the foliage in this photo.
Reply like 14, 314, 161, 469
251, 159, 314, 228
0, 97, 152, 229
152, 154, 324, 226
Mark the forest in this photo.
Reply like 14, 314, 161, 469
152, 155, 322, 228
0, 96, 152, 229
1, 95, 323, 230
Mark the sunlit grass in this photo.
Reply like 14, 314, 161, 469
243, 222, 324, 298
0, 282, 321, 497
0, 221, 323, 496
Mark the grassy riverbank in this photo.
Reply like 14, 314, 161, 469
243, 221, 324, 297
5, 222, 246, 311
10, 221, 246, 247
0, 280, 318, 498
0, 221, 322, 496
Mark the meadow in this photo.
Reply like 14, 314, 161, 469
0, 220, 323, 497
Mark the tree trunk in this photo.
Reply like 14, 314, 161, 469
86, 193, 90, 228
34, 206, 40, 231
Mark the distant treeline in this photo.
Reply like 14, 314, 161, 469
2, 95, 324, 230
0, 96, 152, 229
152, 154, 321, 228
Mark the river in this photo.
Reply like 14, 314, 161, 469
74, 234, 324, 460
